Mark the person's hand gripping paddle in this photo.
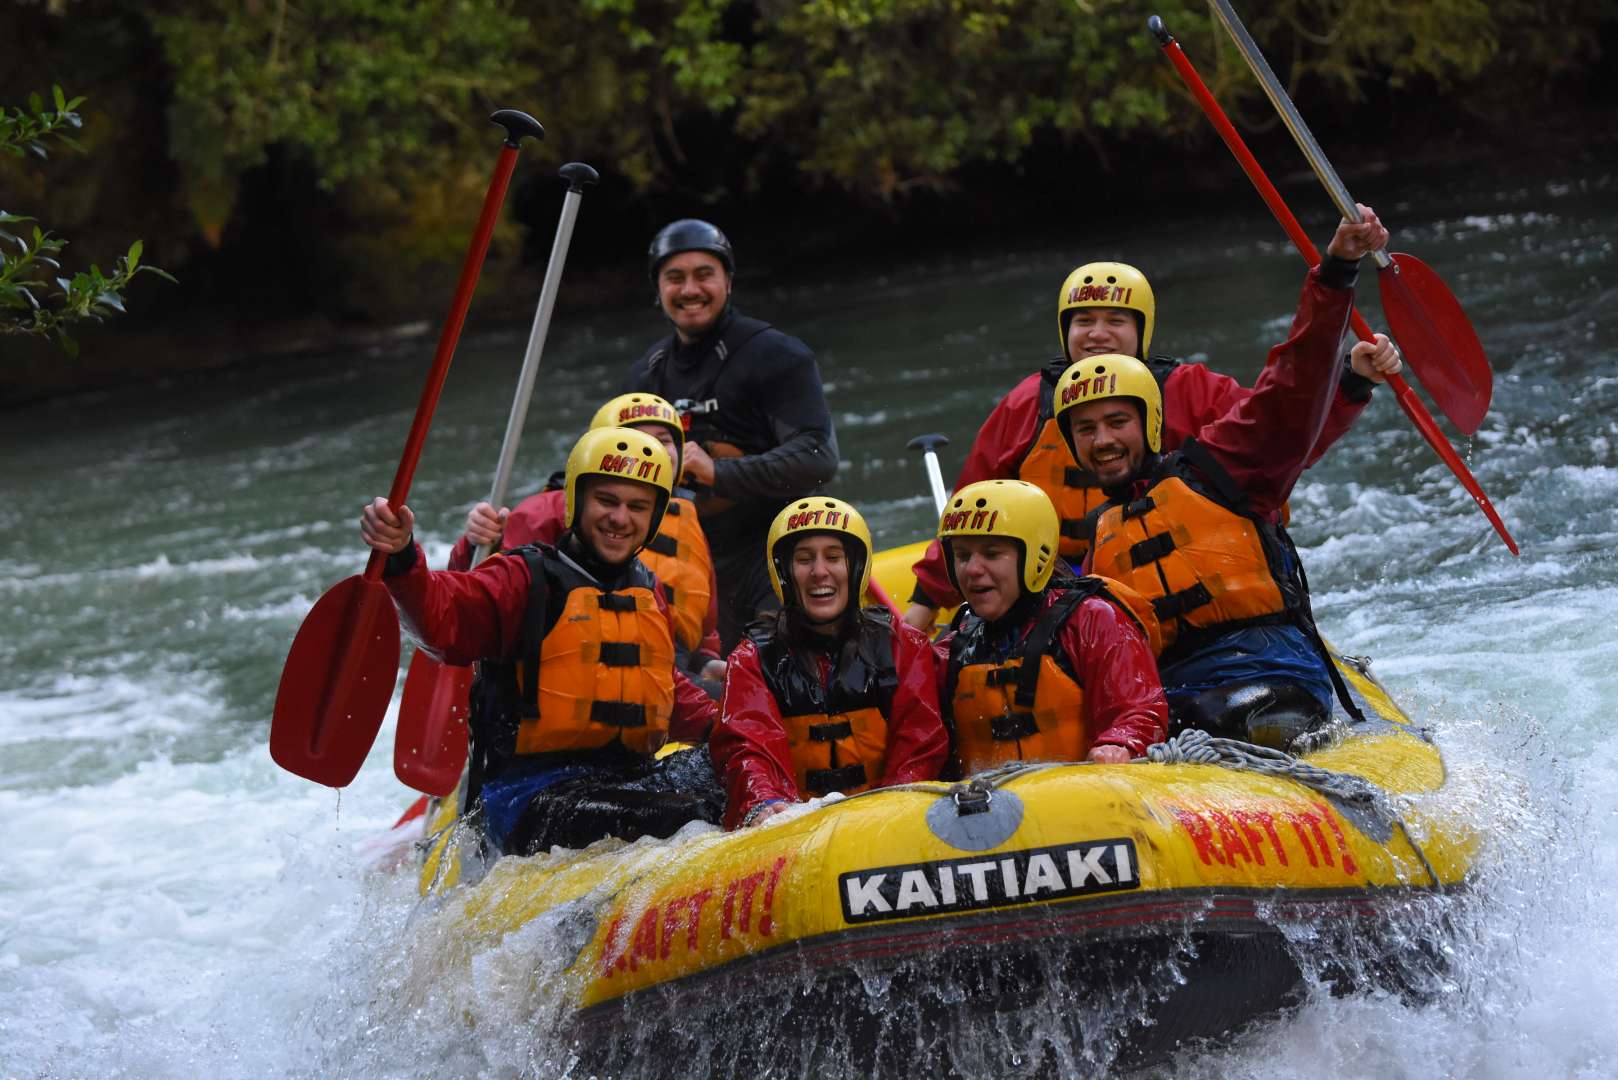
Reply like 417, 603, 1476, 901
393, 162, 599, 797
269, 110, 545, 788
1148, 15, 1518, 556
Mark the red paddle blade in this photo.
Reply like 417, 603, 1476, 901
394, 649, 473, 796
271, 575, 402, 787
1379, 252, 1493, 435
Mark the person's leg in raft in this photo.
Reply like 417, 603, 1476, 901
505, 748, 726, 855
1173, 678, 1329, 749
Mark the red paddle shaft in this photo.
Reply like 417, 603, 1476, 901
367, 121, 540, 576
270, 110, 544, 788
1151, 24, 1518, 556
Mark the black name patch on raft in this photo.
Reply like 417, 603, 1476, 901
839, 839, 1140, 925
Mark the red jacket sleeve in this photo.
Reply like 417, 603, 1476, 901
911, 372, 1045, 608
448, 489, 567, 571
670, 668, 717, 744
1191, 264, 1356, 517
384, 543, 533, 665
709, 641, 801, 829
1164, 358, 1368, 471
876, 622, 950, 787
1162, 363, 1247, 451
1059, 595, 1169, 757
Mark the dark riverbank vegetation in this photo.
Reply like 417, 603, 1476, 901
2, 0, 1614, 404
1, 86, 173, 354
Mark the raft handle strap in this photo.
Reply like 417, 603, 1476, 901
950, 777, 995, 816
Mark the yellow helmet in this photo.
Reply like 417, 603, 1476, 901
562, 426, 674, 549
938, 479, 1060, 595
765, 496, 873, 610
1056, 261, 1155, 360
1053, 353, 1164, 456
589, 392, 685, 473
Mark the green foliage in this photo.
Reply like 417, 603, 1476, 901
148, 0, 534, 227
0, 88, 174, 354
1, 84, 87, 160
95, 0, 1618, 211
4, 0, 1612, 328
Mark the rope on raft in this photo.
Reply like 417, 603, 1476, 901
1145, 729, 1443, 888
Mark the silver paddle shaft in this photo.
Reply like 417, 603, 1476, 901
473, 182, 587, 563
922, 451, 948, 516
1209, 0, 1391, 270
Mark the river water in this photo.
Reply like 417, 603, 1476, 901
2, 154, 1615, 1077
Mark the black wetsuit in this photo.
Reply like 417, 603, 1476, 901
625, 308, 839, 652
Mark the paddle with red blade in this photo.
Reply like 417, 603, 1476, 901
1148, 17, 1518, 556
270, 109, 546, 788
1206, 0, 1494, 435
394, 161, 599, 797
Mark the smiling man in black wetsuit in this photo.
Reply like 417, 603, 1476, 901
624, 219, 839, 652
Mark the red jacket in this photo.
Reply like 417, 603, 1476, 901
710, 619, 950, 829
1155, 262, 1357, 518
937, 587, 1169, 762
448, 487, 722, 664
382, 542, 717, 744
911, 311, 1369, 608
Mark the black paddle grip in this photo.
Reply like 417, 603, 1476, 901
489, 108, 546, 149
1147, 15, 1172, 46
907, 433, 951, 455
560, 162, 600, 193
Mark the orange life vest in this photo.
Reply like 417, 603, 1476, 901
1017, 415, 1108, 562
1017, 358, 1181, 562
749, 608, 897, 798
490, 548, 677, 757
637, 497, 714, 653
946, 578, 1158, 775
950, 649, 1086, 775
1086, 440, 1302, 658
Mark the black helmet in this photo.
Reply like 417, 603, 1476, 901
647, 219, 734, 282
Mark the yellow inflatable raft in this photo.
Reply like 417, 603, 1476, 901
409, 541, 1474, 1072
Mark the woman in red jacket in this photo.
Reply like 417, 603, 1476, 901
936, 479, 1168, 775
710, 497, 949, 829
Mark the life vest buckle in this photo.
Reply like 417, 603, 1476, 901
806, 762, 866, 795
990, 711, 1039, 741
808, 718, 855, 742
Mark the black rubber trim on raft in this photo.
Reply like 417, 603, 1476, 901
571, 879, 1467, 1030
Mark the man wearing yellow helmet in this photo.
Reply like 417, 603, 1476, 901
709, 498, 948, 828
935, 480, 1168, 774
1052, 210, 1393, 746
452, 393, 725, 692
905, 253, 1401, 632
360, 426, 722, 856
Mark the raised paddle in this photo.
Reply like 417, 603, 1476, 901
1206, 0, 1493, 434
1148, 17, 1519, 557
394, 161, 600, 797
270, 109, 546, 788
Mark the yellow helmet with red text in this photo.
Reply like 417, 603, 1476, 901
1056, 261, 1155, 360
590, 392, 685, 474
765, 496, 873, 608
562, 427, 674, 549
1052, 353, 1164, 457
937, 479, 1060, 595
